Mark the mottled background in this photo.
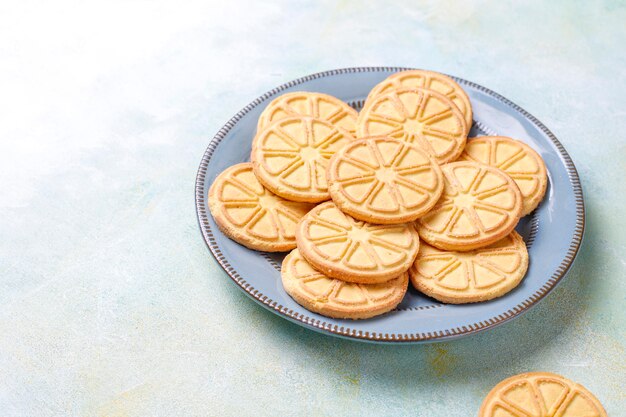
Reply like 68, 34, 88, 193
1, 1, 624, 416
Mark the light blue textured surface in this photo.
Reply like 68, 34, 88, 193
0, 1, 624, 416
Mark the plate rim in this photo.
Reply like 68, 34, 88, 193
195, 66, 585, 343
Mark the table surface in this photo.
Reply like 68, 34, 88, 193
1, 1, 624, 416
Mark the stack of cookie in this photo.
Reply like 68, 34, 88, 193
209, 70, 548, 320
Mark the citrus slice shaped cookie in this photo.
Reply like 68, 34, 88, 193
327, 137, 443, 224
366, 69, 473, 128
281, 249, 408, 319
409, 231, 528, 303
251, 116, 355, 203
357, 88, 468, 164
257, 92, 358, 134
416, 161, 523, 251
459, 136, 548, 215
296, 201, 420, 284
208, 163, 314, 252
479, 372, 607, 417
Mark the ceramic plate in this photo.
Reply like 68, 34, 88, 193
195, 67, 584, 343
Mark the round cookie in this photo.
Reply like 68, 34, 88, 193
296, 201, 420, 284
327, 136, 443, 224
357, 88, 468, 164
479, 372, 607, 417
366, 69, 473, 128
208, 163, 314, 252
416, 161, 523, 251
281, 249, 408, 319
459, 136, 548, 215
409, 231, 528, 303
257, 92, 358, 134
251, 116, 355, 203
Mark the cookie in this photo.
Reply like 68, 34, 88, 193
281, 249, 408, 319
327, 136, 443, 224
251, 116, 355, 203
479, 372, 607, 417
366, 69, 473, 128
296, 201, 420, 284
459, 136, 548, 215
257, 92, 358, 134
356, 88, 468, 164
208, 163, 314, 252
416, 161, 522, 251
409, 231, 528, 303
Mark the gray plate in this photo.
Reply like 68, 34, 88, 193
195, 67, 584, 344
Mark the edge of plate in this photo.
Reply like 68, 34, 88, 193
194, 66, 585, 343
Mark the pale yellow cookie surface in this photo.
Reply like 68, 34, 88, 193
296, 201, 420, 284
281, 249, 408, 319
416, 161, 522, 251
459, 136, 548, 215
327, 136, 443, 224
357, 88, 468, 164
257, 91, 358, 134
409, 231, 528, 303
208, 163, 314, 252
251, 116, 355, 202
366, 69, 473, 128
479, 372, 607, 417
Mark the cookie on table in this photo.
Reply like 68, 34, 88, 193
209, 163, 314, 252
281, 249, 408, 319
296, 201, 420, 284
416, 161, 523, 251
366, 69, 473, 128
257, 92, 358, 135
251, 116, 355, 203
479, 372, 607, 417
459, 136, 548, 215
357, 88, 468, 164
409, 231, 528, 304
327, 136, 443, 224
